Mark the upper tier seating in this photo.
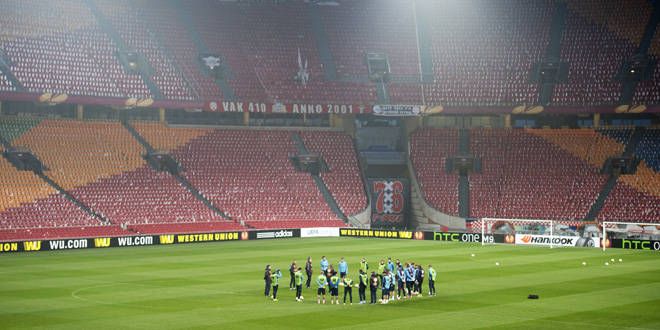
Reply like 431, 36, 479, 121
0, 0, 151, 98
552, 0, 644, 106
320, 0, 419, 79
185, 0, 376, 103
0, 0, 655, 107
95, 0, 196, 100
422, 0, 552, 107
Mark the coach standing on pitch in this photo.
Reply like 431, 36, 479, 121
289, 260, 297, 290
305, 257, 313, 288
264, 265, 272, 297
369, 271, 379, 304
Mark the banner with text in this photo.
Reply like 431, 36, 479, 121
515, 234, 600, 248
372, 104, 424, 116
609, 239, 660, 251
248, 229, 301, 240
205, 101, 369, 114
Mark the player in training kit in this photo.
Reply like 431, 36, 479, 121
381, 270, 391, 304
377, 259, 386, 281
404, 263, 414, 298
369, 272, 379, 304
387, 258, 395, 273
294, 267, 305, 302
428, 264, 437, 296
410, 263, 418, 295
358, 269, 368, 304
341, 276, 354, 305
316, 270, 328, 304
359, 258, 368, 274
416, 265, 425, 296
305, 257, 313, 288
388, 271, 396, 301
264, 265, 272, 297
329, 273, 340, 305
271, 268, 282, 301
320, 256, 329, 273
397, 266, 405, 299
338, 257, 348, 278
325, 265, 335, 288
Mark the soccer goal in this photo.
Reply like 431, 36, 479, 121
481, 218, 554, 247
481, 218, 602, 249
601, 221, 660, 251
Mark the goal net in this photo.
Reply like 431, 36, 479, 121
481, 218, 600, 248
602, 222, 660, 251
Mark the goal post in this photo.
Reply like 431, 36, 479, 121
602, 221, 660, 251
480, 218, 603, 249
481, 218, 554, 248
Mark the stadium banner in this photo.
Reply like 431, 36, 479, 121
249, 229, 301, 240
515, 234, 599, 248
368, 178, 409, 228
0, 232, 242, 253
161, 232, 242, 244
339, 228, 417, 239
609, 238, 660, 251
205, 100, 369, 114
424, 232, 510, 244
300, 227, 340, 238
372, 104, 424, 116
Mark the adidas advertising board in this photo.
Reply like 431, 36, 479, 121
250, 229, 301, 240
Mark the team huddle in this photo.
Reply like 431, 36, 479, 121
263, 256, 437, 305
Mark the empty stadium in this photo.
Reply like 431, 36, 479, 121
0, 0, 659, 329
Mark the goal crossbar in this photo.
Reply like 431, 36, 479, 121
481, 218, 554, 248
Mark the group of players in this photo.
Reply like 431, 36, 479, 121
263, 256, 437, 304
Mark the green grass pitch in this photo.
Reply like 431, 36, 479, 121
1, 237, 659, 329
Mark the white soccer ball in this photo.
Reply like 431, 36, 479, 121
618, 258, 622, 262
495, 262, 500, 266
582, 261, 587, 266
605, 262, 609, 266
610, 258, 615, 262
471, 253, 475, 257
